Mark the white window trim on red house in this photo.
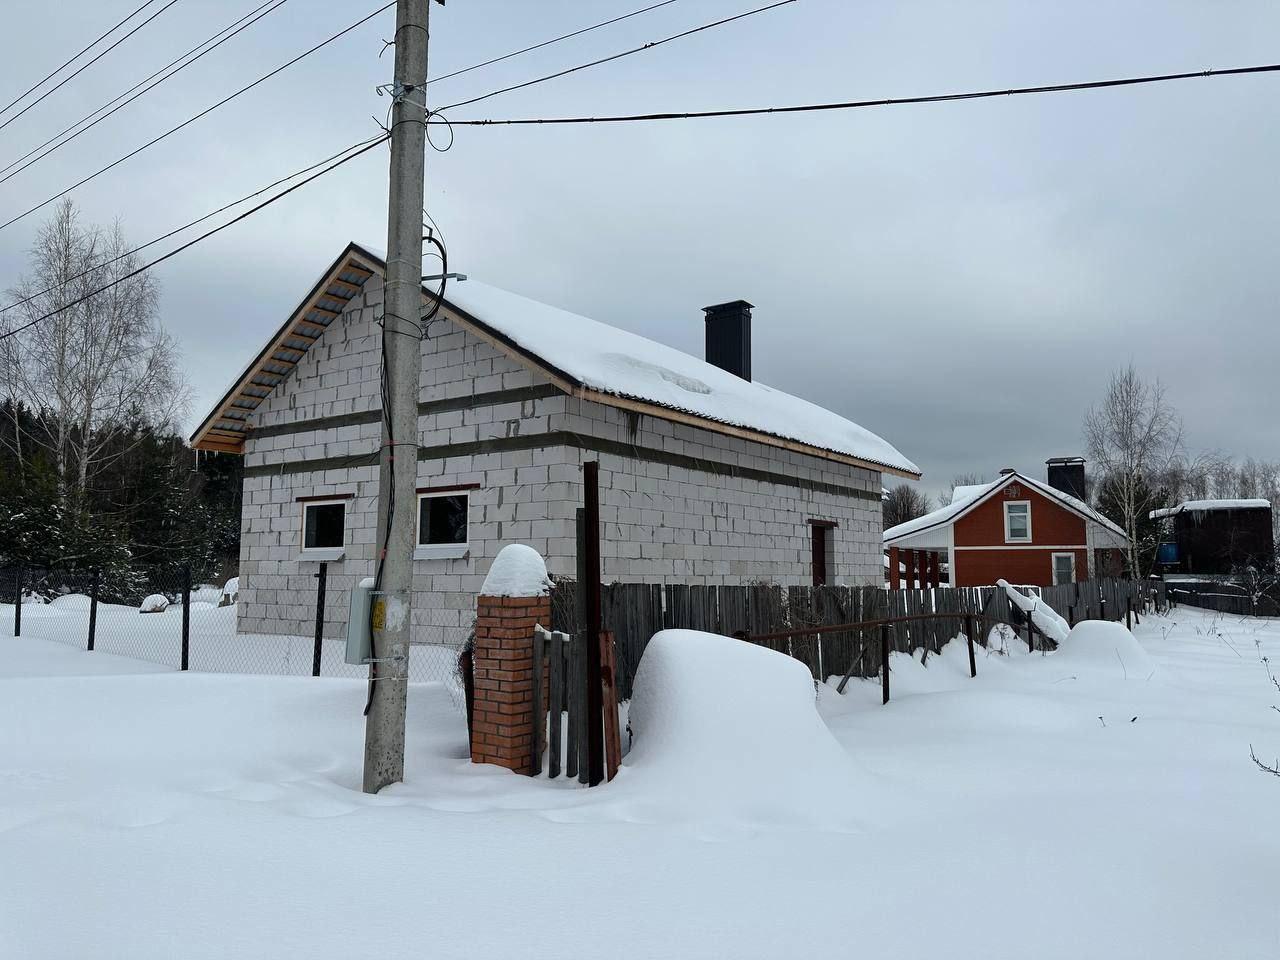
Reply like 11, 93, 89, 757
1003, 500, 1032, 543
1051, 551, 1077, 585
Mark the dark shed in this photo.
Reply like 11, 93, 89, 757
1151, 500, 1275, 575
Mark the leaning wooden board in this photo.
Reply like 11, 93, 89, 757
600, 630, 621, 782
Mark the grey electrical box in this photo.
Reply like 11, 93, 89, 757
346, 579, 374, 665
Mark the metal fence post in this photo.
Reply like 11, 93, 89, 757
965, 614, 976, 678
880, 623, 890, 705
1126, 597, 1132, 631
312, 561, 328, 678
180, 564, 191, 671
12, 563, 22, 637
88, 569, 100, 651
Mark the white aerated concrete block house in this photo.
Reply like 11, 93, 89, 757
191, 242, 918, 648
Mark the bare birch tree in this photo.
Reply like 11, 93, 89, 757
1083, 364, 1184, 579
884, 483, 933, 529
938, 472, 986, 509
2, 199, 186, 505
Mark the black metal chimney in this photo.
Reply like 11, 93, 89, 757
703, 300, 753, 381
1046, 457, 1087, 501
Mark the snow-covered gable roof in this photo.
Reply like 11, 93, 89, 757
192, 242, 919, 477
950, 483, 988, 505
189, 241, 921, 478
1150, 498, 1272, 520
439, 278, 918, 476
884, 471, 1127, 547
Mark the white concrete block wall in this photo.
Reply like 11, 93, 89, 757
236, 277, 886, 647
547, 399, 883, 586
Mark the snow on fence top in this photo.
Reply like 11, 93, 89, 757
1150, 498, 1272, 519
441, 279, 918, 476
480, 544, 551, 598
997, 579, 1069, 645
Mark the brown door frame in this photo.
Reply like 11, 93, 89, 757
808, 519, 838, 586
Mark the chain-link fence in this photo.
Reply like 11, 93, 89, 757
2, 564, 467, 700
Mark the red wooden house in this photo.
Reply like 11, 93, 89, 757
884, 464, 1128, 588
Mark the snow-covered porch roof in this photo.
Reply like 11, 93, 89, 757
192, 242, 920, 478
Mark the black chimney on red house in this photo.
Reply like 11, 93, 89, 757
703, 300, 753, 381
1046, 457, 1088, 502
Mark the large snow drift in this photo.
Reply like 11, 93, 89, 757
1054, 620, 1155, 679
614, 630, 863, 830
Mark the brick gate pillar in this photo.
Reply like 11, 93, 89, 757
470, 545, 552, 775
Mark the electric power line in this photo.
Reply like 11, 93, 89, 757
443, 62, 1280, 127
0, 0, 185, 133
0, 0, 290, 185
0, 1, 395, 236
438, 0, 796, 112
0, 135, 388, 343
0, 0, 163, 119
428, 0, 682, 86
0, 132, 388, 321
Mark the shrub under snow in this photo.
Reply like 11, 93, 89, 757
139, 594, 169, 614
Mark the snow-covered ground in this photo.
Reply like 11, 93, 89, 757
2, 607, 1278, 958
1, 596, 459, 682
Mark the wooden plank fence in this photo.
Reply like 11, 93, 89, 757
1165, 579, 1275, 617
548, 578, 1145, 699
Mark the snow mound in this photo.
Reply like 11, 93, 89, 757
481, 544, 551, 597
618, 630, 862, 830
221, 577, 239, 600
48, 593, 91, 610
998, 580, 1069, 645
1054, 621, 1155, 679
139, 594, 169, 614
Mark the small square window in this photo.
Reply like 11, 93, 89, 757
1004, 501, 1031, 542
418, 492, 468, 547
302, 501, 345, 550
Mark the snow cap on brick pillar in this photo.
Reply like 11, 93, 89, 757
471, 545, 552, 775
703, 299, 753, 381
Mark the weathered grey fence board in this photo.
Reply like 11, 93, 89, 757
548, 634, 564, 778
546, 577, 1145, 695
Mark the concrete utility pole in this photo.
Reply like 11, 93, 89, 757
364, 0, 432, 794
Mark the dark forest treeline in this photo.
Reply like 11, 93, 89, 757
0, 399, 241, 586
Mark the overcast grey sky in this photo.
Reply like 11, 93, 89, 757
1, 0, 1277, 498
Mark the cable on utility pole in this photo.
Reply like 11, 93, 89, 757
0, 0, 185, 133
0, 0, 163, 120
426, 0, 682, 86
0, 0, 291, 186
441, 61, 1280, 127
0, 135, 387, 342
0, 1, 395, 236
364, 0, 435, 795
438, 0, 796, 112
